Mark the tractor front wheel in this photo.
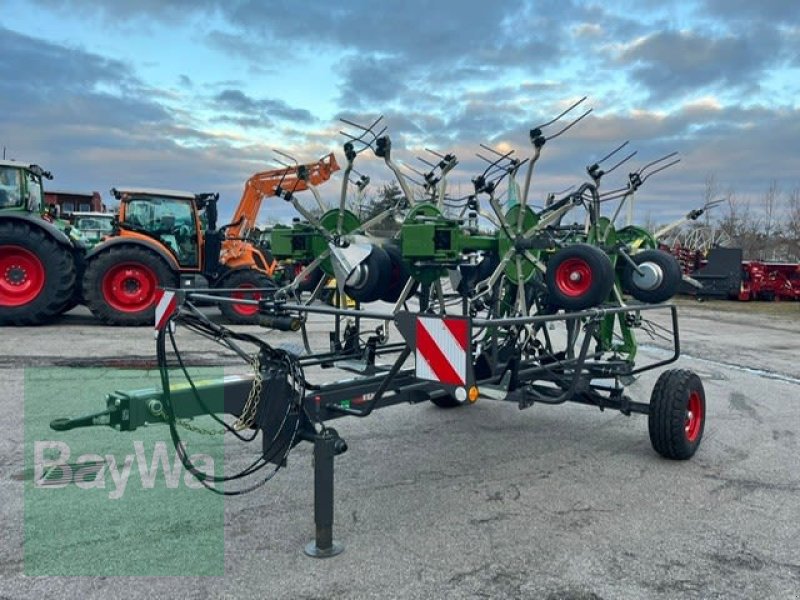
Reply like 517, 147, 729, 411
0, 221, 76, 325
648, 369, 706, 460
217, 270, 276, 324
83, 246, 176, 325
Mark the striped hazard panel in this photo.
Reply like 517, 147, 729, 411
415, 316, 469, 386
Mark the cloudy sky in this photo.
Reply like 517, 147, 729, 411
1, 0, 798, 224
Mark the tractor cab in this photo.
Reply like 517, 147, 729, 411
0, 160, 47, 212
112, 187, 204, 268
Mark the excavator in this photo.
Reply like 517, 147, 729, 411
81, 154, 339, 325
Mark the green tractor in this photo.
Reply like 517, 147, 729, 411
0, 160, 84, 325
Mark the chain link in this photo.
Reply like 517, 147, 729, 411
233, 354, 264, 431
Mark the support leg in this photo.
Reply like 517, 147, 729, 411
304, 429, 344, 558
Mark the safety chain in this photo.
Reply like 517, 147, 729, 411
233, 353, 264, 431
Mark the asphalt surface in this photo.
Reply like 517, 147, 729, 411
1, 302, 799, 599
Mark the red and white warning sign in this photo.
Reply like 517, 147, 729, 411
415, 316, 469, 386
154, 289, 177, 332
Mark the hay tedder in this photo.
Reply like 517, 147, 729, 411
52, 99, 706, 557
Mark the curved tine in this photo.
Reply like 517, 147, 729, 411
604, 150, 638, 176
598, 184, 630, 199
636, 151, 679, 175
553, 184, 576, 196
416, 155, 436, 168
272, 148, 299, 166
595, 140, 630, 166
545, 108, 592, 141
704, 197, 726, 210
534, 96, 588, 130
479, 143, 515, 159
640, 158, 680, 184
425, 147, 446, 159
339, 114, 384, 133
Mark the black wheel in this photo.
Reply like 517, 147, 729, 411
0, 221, 76, 325
429, 393, 464, 408
83, 246, 176, 325
622, 249, 682, 303
380, 245, 416, 303
545, 244, 614, 311
344, 246, 391, 303
293, 262, 325, 293
648, 369, 706, 460
217, 269, 276, 324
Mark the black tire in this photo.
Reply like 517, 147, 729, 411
622, 249, 682, 303
0, 221, 76, 325
380, 245, 416, 303
545, 244, 614, 311
293, 263, 325, 293
648, 369, 706, 460
217, 270, 276, 325
83, 246, 177, 326
430, 393, 464, 408
344, 246, 391, 303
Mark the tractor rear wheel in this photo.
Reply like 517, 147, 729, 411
83, 246, 176, 325
217, 270, 276, 324
545, 244, 614, 311
0, 221, 76, 325
648, 369, 706, 460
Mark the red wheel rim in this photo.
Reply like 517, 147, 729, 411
685, 390, 703, 442
101, 262, 158, 313
231, 284, 261, 316
555, 257, 593, 297
0, 245, 46, 306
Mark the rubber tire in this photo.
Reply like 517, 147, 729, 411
622, 249, 682, 304
545, 244, 614, 311
83, 246, 176, 326
0, 221, 76, 325
344, 246, 391, 304
293, 263, 325, 293
648, 369, 706, 460
430, 394, 464, 408
380, 245, 416, 303
217, 270, 276, 325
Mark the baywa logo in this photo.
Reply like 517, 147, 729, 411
34, 440, 215, 500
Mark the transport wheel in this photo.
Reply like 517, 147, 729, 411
344, 246, 391, 304
218, 270, 276, 324
545, 244, 614, 311
648, 369, 706, 460
0, 221, 76, 325
83, 246, 176, 325
622, 249, 682, 304
429, 394, 464, 408
380, 245, 416, 303
293, 262, 325, 293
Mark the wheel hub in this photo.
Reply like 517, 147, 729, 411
632, 262, 663, 291
5, 266, 27, 286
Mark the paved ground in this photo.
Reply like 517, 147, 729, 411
1, 301, 799, 599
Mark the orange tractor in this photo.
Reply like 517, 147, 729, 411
82, 155, 339, 325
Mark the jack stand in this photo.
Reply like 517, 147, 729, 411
304, 429, 346, 558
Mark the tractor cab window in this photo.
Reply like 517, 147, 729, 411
0, 167, 23, 208
26, 172, 43, 212
122, 196, 199, 267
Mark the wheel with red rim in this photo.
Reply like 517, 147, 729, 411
217, 269, 276, 324
648, 369, 706, 460
83, 245, 176, 325
545, 244, 614, 311
293, 262, 325, 293
0, 221, 77, 325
